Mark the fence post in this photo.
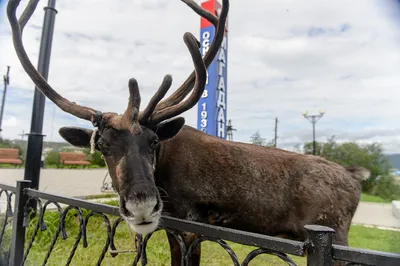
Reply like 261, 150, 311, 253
304, 224, 335, 266
9, 180, 31, 266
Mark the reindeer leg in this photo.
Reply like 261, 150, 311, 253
167, 231, 201, 266
167, 231, 183, 266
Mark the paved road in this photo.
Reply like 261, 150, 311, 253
353, 202, 400, 229
0, 168, 109, 197
0, 169, 399, 229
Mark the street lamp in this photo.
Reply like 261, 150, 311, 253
0, 66, 10, 134
302, 110, 325, 155
226, 119, 237, 141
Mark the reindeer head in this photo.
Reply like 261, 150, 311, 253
7, 0, 229, 234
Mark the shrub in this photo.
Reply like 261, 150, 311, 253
83, 148, 106, 167
371, 175, 400, 201
44, 151, 59, 167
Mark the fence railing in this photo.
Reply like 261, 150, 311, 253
0, 180, 399, 266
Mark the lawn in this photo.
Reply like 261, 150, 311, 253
360, 193, 393, 203
0, 199, 399, 266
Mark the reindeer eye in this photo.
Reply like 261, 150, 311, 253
152, 138, 159, 147
97, 142, 110, 155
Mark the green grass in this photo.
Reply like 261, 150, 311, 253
76, 193, 118, 200
360, 193, 393, 203
0, 200, 399, 266
0, 164, 23, 168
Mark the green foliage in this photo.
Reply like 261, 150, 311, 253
303, 135, 400, 200
250, 130, 275, 147
370, 175, 400, 201
44, 151, 59, 166
360, 193, 391, 203
250, 130, 266, 145
83, 148, 106, 167
42, 148, 106, 168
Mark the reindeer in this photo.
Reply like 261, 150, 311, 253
8, 0, 369, 265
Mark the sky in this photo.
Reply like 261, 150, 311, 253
0, 0, 400, 154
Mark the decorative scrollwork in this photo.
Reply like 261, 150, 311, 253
0, 189, 14, 264
83, 211, 112, 265
22, 197, 44, 264
186, 235, 240, 266
241, 247, 297, 266
1, 183, 398, 266
42, 205, 86, 265
0, 190, 14, 245
109, 217, 125, 257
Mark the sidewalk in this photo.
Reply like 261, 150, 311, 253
352, 202, 400, 229
0, 168, 108, 197
0, 169, 399, 229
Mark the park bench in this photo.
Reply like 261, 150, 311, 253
0, 148, 23, 167
58, 152, 91, 168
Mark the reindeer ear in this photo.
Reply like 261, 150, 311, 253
59, 127, 95, 148
152, 117, 185, 141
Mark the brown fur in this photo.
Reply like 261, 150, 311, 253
59, 121, 368, 266
153, 125, 368, 264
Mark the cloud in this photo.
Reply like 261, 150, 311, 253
0, 0, 400, 154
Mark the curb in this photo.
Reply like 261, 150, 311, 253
351, 223, 400, 232
392, 201, 400, 220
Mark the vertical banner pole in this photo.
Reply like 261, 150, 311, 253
197, 0, 228, 139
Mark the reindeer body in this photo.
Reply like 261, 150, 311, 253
156, 125, 366, 263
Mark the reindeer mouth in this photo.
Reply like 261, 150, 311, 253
119, 196, 162, 234
138, 221, 153, 225
126, 216, 160, 235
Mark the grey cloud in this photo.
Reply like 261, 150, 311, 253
0, 0, 399, 155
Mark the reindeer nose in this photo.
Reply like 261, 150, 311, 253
129, 183, 156, 201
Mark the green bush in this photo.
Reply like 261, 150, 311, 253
44, 151, 59, 166
83, 148, 106, 167
370, 175, 400, 201
303, 136, 397, 200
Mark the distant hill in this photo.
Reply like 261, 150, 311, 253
387, 154, 400, 169
12, 139, 70, 152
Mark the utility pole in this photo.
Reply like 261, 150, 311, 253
226, 119, 237, 141
18, 130, 25, 142
302, 110, 325, 155
0, 66, 10, 134
273, 117, 278, 147
23, 0, 58, 199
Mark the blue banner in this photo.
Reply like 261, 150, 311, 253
197, 25, 217, 136
197, 15, 228, 139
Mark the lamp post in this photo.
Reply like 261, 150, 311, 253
302, 110, 325, 155
0, 66, 10, 134
226, 119, 237, 141
273, 117, 278, 147
23, 0, 58, 203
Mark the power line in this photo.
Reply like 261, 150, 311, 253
302, 110, 325, 155
273, 117, 278, 147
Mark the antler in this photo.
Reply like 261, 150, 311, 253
7, 0, 229, 130
7, 0, 102, 125
139, 0, 229, 126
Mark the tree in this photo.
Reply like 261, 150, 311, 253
250, 130, 266, 146
302, 136, 396, 198
250, 130, 274, 147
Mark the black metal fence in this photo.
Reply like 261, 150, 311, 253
0, 180, 399, 266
